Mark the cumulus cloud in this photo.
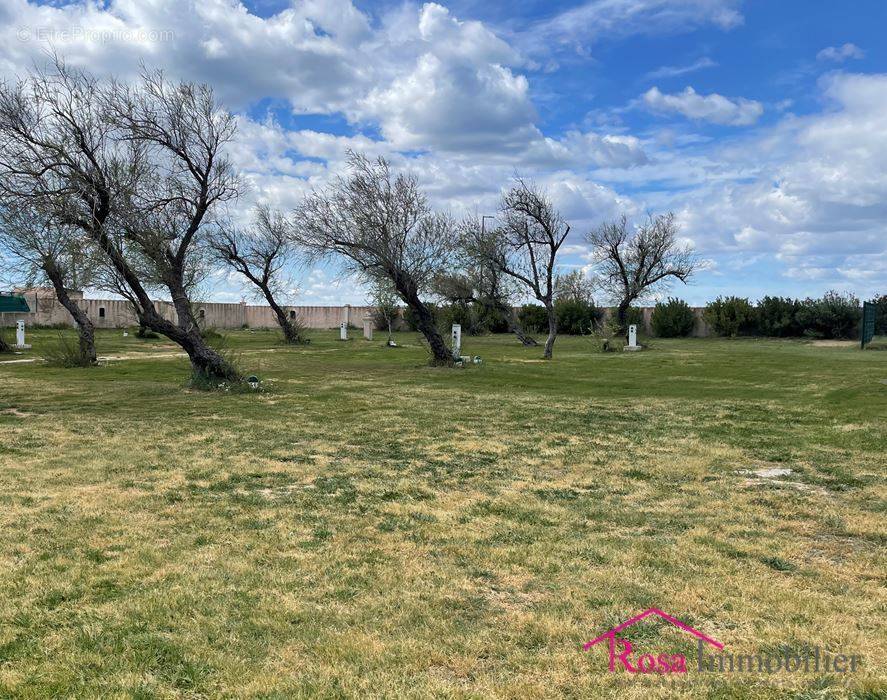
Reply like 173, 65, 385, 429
817, 43, 864, 63
642, 86, 763, 125
669, 72, 887, 294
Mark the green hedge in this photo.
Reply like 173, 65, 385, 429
651, 298, 695, 337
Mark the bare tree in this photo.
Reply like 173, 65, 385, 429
587, 212, 697, 333
211, 205, 306, 344
438, 224, 538, 346
463, 181, 569, 358
0, 59, 242, 381
369, 279, 400, 344
0, 203, 99, 363
294, 152, 456, 364
554, 269, 596, 305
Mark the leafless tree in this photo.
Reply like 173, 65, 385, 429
0, 59, 242, 381
294, 152, 456, 364
441, 219, 538, 345
587, 212, 697, 333
369, 279, 400, 344
554, 269, 596, 305
463, 180, 569, 358
211, 205, 306, 344
0, 203, 99, 363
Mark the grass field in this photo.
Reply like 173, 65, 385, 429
0, 329, 885, 698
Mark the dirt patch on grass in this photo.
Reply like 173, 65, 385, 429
810, 340, 855, 347
0, 407, 33, 418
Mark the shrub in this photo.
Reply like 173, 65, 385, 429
43, 333, 94, 368
704, 296, 755, 337
135, 325, 160, 339
871, 294, 887, 334
554, 299, 600, 335
438, 302, 481, 335
796, 290, 859, 339
200, 327, 223, 340
651, 298, 695, 337
589, 316, 622, 352
0, 329, 11, 353
756, 296, 802, 337
517, 304, 549, 334
625, 306, 645, 330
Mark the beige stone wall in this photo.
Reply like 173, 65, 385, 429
3, 294, 712, 337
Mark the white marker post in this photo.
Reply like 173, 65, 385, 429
363, 315, 373, 341
340, 321, 348, 341
451, 323, 462, 361
624, 324, 640, 352
15, 320, 26, 348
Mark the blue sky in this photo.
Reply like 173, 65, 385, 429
3, 0, 886, 305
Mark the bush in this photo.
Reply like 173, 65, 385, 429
0, 329, 11, 353
517, 304, 549, 334
756, 296, 802, 337
871, 294, 887, 334
135, 325, 160, 339
625, 306, 645, 330
200, 327, 223, 340
651, 298, 695, 337
796, 290, 859, 339
555, 299, 600, 335
43, 333, 94, 368
704, 296, 755, 337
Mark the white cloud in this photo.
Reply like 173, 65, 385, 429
667, 72, 887, 295
645, 56, 717, 79
642, 86, 763, 125
817, 43, 864, 63
523, 0, 742, 58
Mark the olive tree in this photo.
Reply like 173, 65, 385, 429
294, 152, 455, 364
587, 212, 697, 334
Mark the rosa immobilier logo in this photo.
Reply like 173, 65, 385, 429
583, 608, 863, 675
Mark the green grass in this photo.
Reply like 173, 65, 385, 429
0, 329, 885, 698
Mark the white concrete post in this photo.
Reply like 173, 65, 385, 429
451, 323, 462, 359
340, 321, 348, 341
363, 315, 373, 340
15, 320, 25, 348
628, 324, 637, 348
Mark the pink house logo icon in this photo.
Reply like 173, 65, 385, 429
584, 608, 724, 674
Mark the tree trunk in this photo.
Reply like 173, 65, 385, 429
44, 263, 97, 364
616, 300, 631, 340
496, 301, 537, 346
543, 303, 558, 359
164, 277, 241, 382
263, 288, 303, 344
400, 287, 451, 364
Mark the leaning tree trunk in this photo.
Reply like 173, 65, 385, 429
44, 263, 97, 364
263, 288, 304, 344
543, 303, 558, 359
165, 280, 241, 382
401, 288, 451, 364
496, 301, 537, 346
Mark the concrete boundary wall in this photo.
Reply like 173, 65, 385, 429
4, 290, 712, 337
